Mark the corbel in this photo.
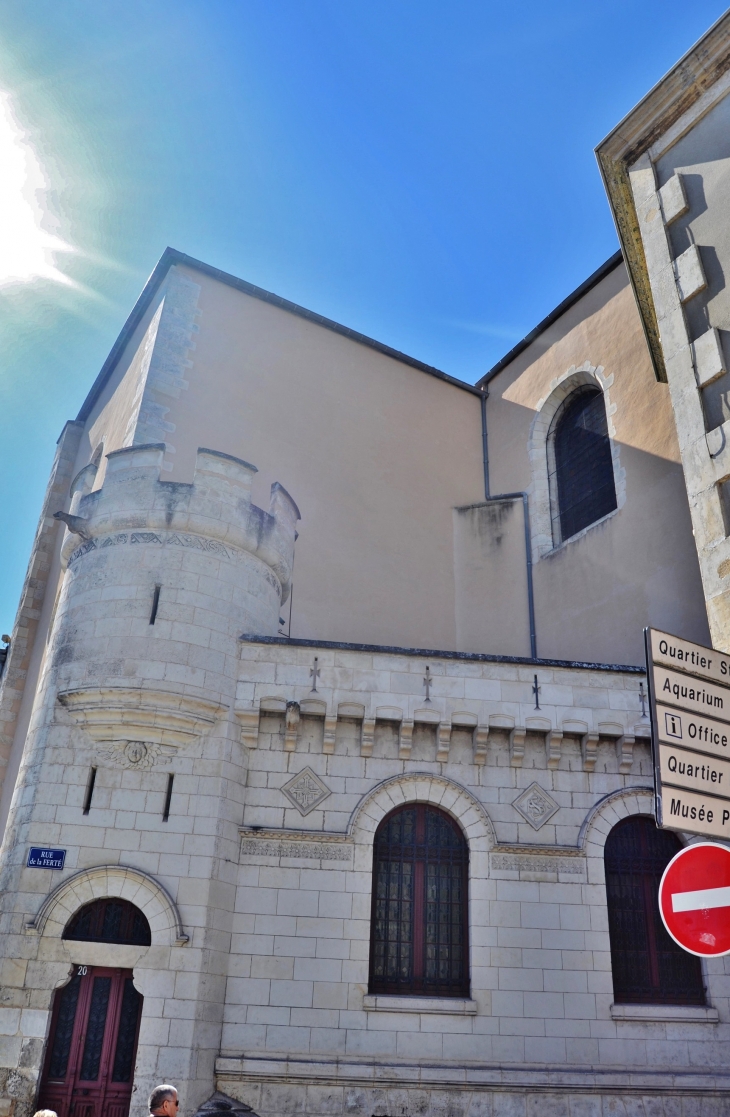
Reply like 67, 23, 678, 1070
237, 707, 261, 750
399, 720, 414, 760
323, 715, 338, 755
581, 730, 600, 772
473, 726, 488, 765
361, 718, 376, 758
546, 730, 563, 769
436, 724, 451, 763
284, 701, 300, 752
617, 732, 636, 775
509, 728, 526, 767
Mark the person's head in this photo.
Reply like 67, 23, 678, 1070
33, 1110, 58, 1117
149, 1085, 179, 1117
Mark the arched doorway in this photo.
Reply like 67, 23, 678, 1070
38, 899, 150, 1117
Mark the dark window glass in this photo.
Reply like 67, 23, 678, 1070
605, 816, 705, 1005
554, 388, 617, 541
369, 804, 469, 997
112, 978, 143, 1082
47, 974, 82, 1080
79, 976, 112, 1080
63, 899, 151, 946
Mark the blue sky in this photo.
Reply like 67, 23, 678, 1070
0, 0, 726, 630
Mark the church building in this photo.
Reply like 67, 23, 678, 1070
2, 12, 730, 1117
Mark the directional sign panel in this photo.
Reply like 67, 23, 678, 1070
658, 743, 730, 797
659, 842, 730, 956
651, 665, 730, 720
646, 628, 730, 840
655, 704, 730, 760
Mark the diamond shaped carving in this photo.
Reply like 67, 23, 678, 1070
513, 782, 559, 830
281, 767, 331, 816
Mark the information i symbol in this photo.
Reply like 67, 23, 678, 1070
665, 712, 682, 739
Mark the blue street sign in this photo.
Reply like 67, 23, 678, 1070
27, 847, 66, 870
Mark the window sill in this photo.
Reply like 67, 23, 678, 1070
541, 507, 619, 560
610, 1003, 718, 1022
363, 994, 478, 1015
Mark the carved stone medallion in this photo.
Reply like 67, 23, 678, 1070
281, 767, 331, 815
512, 782, 560, 830
97, 740, 175, 769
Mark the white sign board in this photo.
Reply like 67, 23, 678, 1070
646, 628, 730, 840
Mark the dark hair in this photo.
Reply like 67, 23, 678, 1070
149, 1086, 176, 1112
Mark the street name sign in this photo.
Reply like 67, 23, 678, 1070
658, 842, 730, 957
646, 628, 730, 840
26, 847, 66, 870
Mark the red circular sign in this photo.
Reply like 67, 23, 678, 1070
659, 842, 730, 957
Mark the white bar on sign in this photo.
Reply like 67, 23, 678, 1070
672, 885, 730, 912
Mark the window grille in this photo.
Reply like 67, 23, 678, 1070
552, 387, 617, 542
63, 898, 151, 946
605, 816, 705, 1005
369, 804, 469, 997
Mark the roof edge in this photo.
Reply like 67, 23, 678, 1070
476, 251, 623, 389
240, 633, 645, 674
76, 248, 482, 424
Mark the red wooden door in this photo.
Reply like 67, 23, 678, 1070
38, 967, 143, 1117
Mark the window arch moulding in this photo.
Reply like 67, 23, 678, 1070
25, 864, 188, 947
527, 361, 626, 561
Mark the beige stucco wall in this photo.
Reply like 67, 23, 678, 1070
485, 263, 710, 665
79, 265, 487, 651
50, 257, 710, 673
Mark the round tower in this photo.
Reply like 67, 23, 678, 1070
0, 443, 299, 1117
43, 442, 298, 714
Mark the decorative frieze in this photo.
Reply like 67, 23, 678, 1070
239, 827, 352, 861
491, 851, 585, 875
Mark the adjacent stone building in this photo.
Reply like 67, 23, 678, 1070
3, 13, 730, 1117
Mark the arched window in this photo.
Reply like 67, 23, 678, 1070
63, 898, 151, 946
369, 804, 469, 997
605, 816, 705, 1005
548, 387, 617, 544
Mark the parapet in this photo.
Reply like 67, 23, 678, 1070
55, 444, 300, 602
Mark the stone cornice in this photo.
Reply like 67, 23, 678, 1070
595, 10, 730, 383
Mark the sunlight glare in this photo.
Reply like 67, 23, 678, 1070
0, 89, 74, 287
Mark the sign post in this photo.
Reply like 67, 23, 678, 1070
646, 627, 730, 840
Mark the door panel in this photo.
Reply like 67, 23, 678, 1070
38, 967, 142, 1117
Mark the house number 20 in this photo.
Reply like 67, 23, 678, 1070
77, 966, 88, 976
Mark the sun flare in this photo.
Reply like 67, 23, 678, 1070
0, 89, 73, 286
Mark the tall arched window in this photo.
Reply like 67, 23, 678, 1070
548, 387, 617, 544
369, 803, 469, 997
605, 816, 705, 1005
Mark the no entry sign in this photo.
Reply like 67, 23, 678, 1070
659, 842, 730, 956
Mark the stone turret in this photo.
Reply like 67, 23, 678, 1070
18, 439, 299, 775
0, 444, 299, 1117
